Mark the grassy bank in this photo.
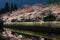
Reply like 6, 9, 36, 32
4, 22, 60, 34
3, 22, 60, 40
4, 22, 60, 28
4, 28, 60, 40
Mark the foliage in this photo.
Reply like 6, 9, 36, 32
0, 8, 5, 14
41, 10, 56, 21
13, 4, 18, 11
0, 2, 9, 14
4, 2, 10, 12
43, 14, 56, 21
10, 3, 18, 11
10, 3, 14, 12
0, 2, 18, 14
47, 0, 60, 5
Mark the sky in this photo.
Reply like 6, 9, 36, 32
0, 0, 47, 8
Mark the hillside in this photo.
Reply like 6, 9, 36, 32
0, 4, 60, 22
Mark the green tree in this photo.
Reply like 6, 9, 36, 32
10, 3, 18, 12
43, 10, 56, 21
43, 14, 56, 21
10, 3, 14, 12
13, 4, 18, 11
4, 2, 10, 12
0, 8, 5, 14
47, 0, 60, 4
